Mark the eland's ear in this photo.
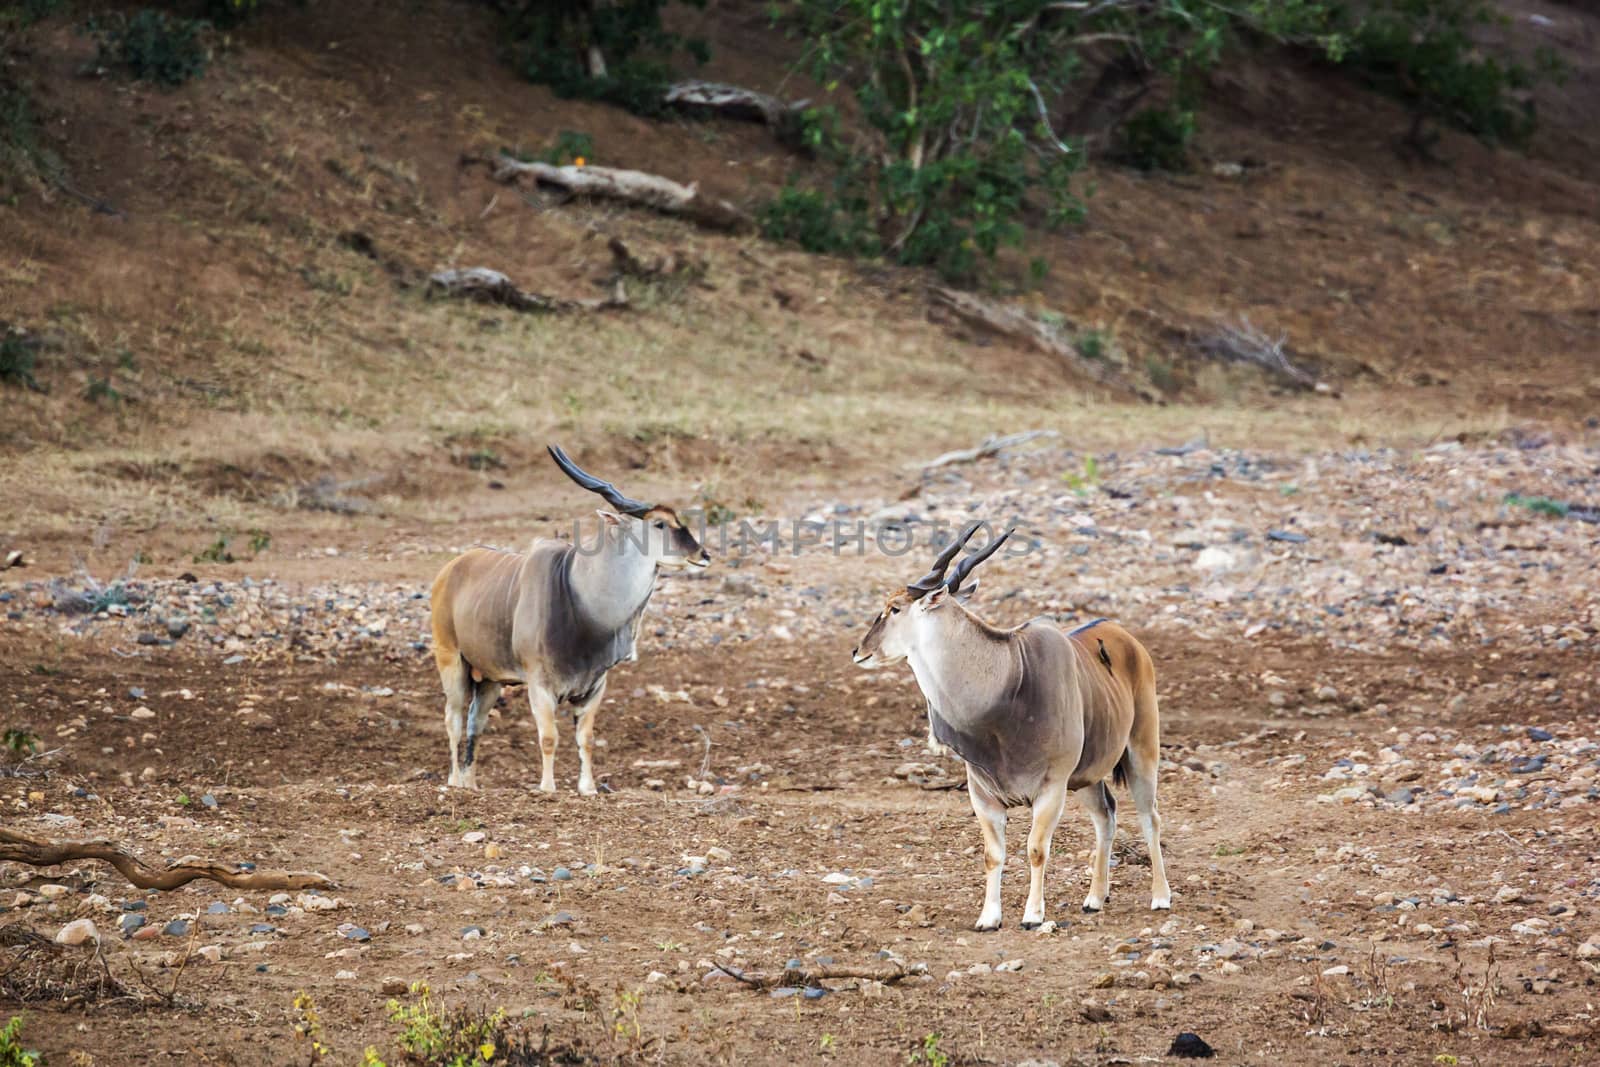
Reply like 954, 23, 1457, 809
596, 509, 623, 527
952, 576, 980, 604
920, 586, 949, 611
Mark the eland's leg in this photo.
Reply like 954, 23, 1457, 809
1022, 778, 1070, 929
528, 685, 560, 793
572, 678, 608, 797
969, 775, 1008, 931
1125, 744, 1172, 909
439, 657, 472, 788
1075, 781, 1116, 912
457, 681, 500, 791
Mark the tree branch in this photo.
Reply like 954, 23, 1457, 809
0, 829, 336, 892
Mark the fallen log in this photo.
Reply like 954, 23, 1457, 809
0, 829, 336, 892
712, 959, 926, 990
664, 80, 807, 127
491, 155, 753, 233
913, 429, 1060, 471
428, 268, 628, 313
931, 286, 1158, 403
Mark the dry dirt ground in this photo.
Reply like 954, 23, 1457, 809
4, 1, 1600, 1064
4, 434, 1600, 1066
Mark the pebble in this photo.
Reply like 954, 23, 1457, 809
55, 919, 99, 946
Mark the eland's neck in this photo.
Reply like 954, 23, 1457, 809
568, 533, 657, 634
905, 611, 1016, 726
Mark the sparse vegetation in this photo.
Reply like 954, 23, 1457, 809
0, 1016, 44, 1067
1075, 328, 1109, 362
1504, 493, 1568, 518
538, 129, 594, 167
0, 6, 61, 203
0, 332, 44, 391
907, 1032, 949, 1067
2, 729, 40, 757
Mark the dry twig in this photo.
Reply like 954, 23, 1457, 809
913, 430, 1060, 471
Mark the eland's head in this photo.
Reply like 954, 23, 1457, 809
851, 521, 1011, 667
548, 444, 710, 570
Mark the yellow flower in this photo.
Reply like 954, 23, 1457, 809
479, 1041, 496, 1061
574, 156, 586, 168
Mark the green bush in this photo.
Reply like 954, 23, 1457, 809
502, 1, 707, 117
90, 9, 210, 88
770, 1, 1549, 282
1342, 1, 1545, 144
1114, 107, 1195, 172
776, 2, 1089, 281
758, 184, 878, 258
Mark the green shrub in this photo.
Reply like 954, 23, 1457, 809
90, 9, 210, 88
1342, 1, 1545, 144
778, 1, 1086, 281
1114, 107, 1194, 172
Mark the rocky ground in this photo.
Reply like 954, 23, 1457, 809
3, 434, 1599, 1065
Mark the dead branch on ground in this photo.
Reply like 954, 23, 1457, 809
428, 268, 628, 313
487, 155, 753, 233
712, 959, 926, 990
664, 80, 807, 127
913, 429, 1060, 471
1192, 315, 1322, 391
930, 287, 1157, 403
0, 828, 336, 892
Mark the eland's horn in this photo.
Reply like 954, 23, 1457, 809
547, 444, 653, 516
947, 527, 1014, 594
906, 521, 982, 597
